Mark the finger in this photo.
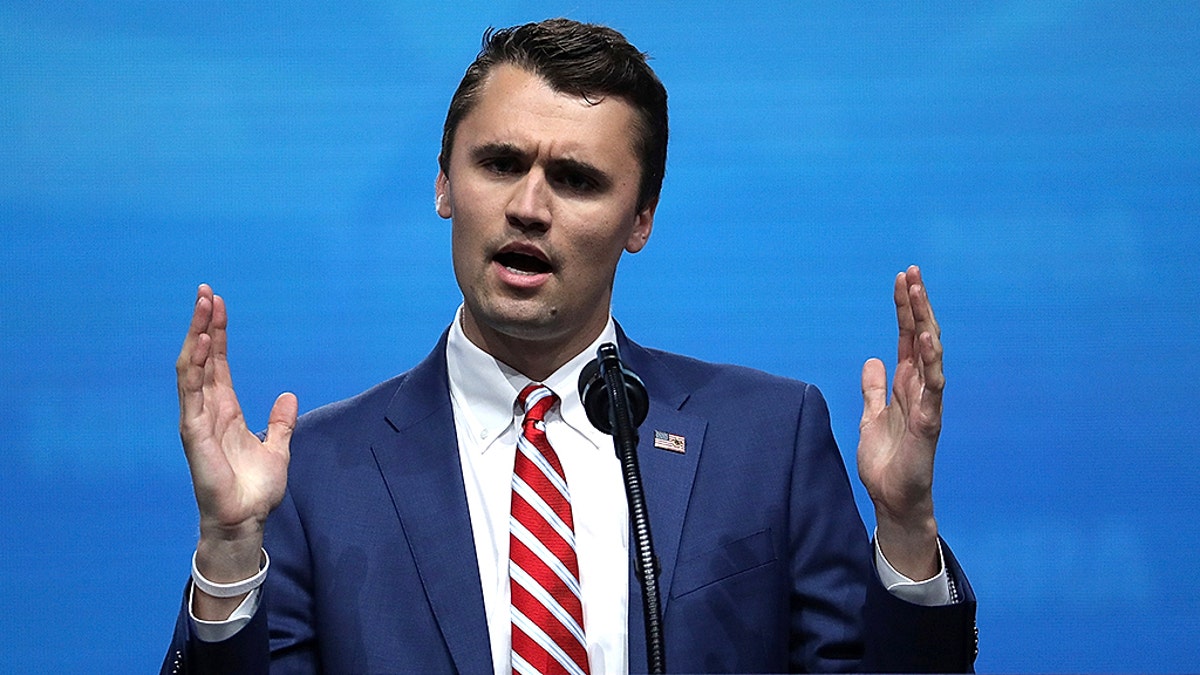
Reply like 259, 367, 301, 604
907, 266, 941, 342
177, 285, 214, 376
178, 285, 215, 417
906, 269, 945, 406
266, 392, 298, 454
894, 271, 916, 365
860, 358, 888, 428
208, 293, 234, 389
918, 331, 945, 414
199, 291, 236, 401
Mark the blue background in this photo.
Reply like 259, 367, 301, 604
2, 2, 1197, 672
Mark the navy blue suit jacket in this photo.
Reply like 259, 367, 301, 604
164, 329, 976, 673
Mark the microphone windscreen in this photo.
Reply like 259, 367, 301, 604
577, 344, 649, 434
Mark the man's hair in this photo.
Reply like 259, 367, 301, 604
440, 18, 668, 211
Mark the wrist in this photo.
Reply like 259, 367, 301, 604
195, 529, 266, 583
874, 509, 939, 580
198, 511, 267, 542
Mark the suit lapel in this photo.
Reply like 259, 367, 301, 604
371, 332, 492, 675
618, 331, 708, 671
365, 329, 708, 673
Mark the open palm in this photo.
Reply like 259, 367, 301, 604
177, 285, 295, 534
857, 267, 944, 577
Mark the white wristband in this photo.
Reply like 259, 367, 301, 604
191, 548, 270, 598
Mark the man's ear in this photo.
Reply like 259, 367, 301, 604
625, 196, 658, 253
435, 168, 452, 219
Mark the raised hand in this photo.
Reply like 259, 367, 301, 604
176, 284, 296, 615
857, 266, 944, 580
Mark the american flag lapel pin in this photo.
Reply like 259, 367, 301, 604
653, 430, 686, 454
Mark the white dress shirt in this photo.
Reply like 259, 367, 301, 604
447, 309, 629, 675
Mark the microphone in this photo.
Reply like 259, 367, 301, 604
577, 341, 665, 674
578, 343, 649, 434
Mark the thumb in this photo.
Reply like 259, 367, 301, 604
266, 392, 298, 452
860, 358, 887, 428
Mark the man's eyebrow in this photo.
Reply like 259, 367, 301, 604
469, 142, 526, 161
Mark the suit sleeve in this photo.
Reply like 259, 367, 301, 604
160, 583, 271, 675
786, 383, 977, 673
784, 382, 880, 672
160, 487, 319, 674
861, 539, 978, 672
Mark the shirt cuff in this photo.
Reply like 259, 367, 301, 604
187, 554, 267, 643
873, 531, 952, 606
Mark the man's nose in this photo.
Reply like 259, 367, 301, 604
506, 169, 552, 231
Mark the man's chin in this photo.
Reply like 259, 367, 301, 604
462, 301, 564, 343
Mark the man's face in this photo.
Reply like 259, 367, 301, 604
436, 64, 656, 367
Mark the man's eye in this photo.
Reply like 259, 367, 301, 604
558, 172, 597, 193
482, 157, 519, 174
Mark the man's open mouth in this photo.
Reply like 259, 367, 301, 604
494, 248, 553, 275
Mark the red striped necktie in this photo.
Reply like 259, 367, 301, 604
509, 384, 590, 675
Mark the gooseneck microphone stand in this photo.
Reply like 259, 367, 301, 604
578, 342, 664, 674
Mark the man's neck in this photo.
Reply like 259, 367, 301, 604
459, 311, 609, 382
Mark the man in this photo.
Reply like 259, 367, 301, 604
164, 18, 976, 674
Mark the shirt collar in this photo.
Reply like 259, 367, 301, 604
446, 305, 617, 453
